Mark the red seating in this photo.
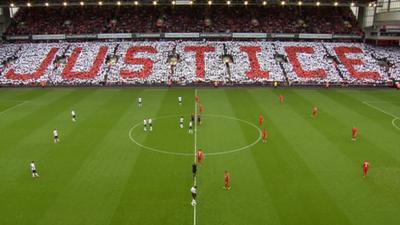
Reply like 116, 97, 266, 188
6, 6, 362, 35
1, 41, 396, 87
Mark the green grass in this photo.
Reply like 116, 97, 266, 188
0, 87, 399, 225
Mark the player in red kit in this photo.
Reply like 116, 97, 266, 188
262, 128, 268, 143
224, 171, 231, 190
363, 161, 369, 178
259, 114, 264, 126
312, 106, 318, 118
352, 127, 357, 141
278, 95, 283, 103
199, 103, 203, 114
197, 149, 203, 165
195, 95, 199, 103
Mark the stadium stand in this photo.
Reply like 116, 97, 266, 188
0, 41, 397, 87
5, 6, 362, 35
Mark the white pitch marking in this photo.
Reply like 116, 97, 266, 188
197, 114, 262, 156
194, 89, 198, 164
128, 114, 262, 156
392, 118, 400, 130
0, 101, 28, 115
193, 88, 198, 225
360, 101, 400, 104
362, 101, 400, 130
128, 114, 193, 156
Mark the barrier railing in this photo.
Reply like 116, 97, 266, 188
5, 33, 363, 41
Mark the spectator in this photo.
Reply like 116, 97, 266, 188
5, 6, 362, 36
0, 41, 394, 87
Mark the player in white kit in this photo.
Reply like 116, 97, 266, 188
71, 110, 76, 122
53, 129, 59, 143
179, 116, 184, 128
30, 161, 39, 178
143, 119, 147, 131
178, 96, 182, 106
148, 118, 153, 131
189, 121, 193, 134
138, 97, 142, 107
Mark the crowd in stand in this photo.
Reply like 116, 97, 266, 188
6, 6, 362, 35
366, 46, 400, 80
0, 41, 397, 87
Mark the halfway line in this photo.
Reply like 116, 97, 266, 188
193, 88, 198, 225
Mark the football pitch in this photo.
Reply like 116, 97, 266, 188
0, 87, 399, 225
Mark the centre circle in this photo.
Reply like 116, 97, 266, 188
128, 114, 262, 156
392, 118, 400, 130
